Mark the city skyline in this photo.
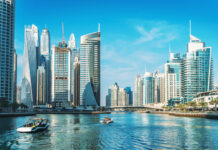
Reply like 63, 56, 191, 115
15, 0, 218, 105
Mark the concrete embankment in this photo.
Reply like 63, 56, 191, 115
0, 112, 36, 117
169, 112, 218, 119
36, 111, 111, 114
149, 111, 169, 114
0, 111, 111, 117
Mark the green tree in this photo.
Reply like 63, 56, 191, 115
209, 97, 218, 111
199, 100, 208, 112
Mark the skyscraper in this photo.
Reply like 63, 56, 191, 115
40, 28, 50, 55
73, 56, 80, 106
165, 53, 182, 104
51, 42, 71, 108
154, 72, 165, 103
133, 75, 143, 106
68, 33, 77, 102
80, 27, 100, 106
106, 89, 111, 107
125, 87, 133, 106
36, 66, 46, 105
143, 72, 154, 105
13, 51, 17, 103
118, 88, 129, 106
40, 28, 51, 104
0, 0, 15, 103
183, 34, 213, 102
21, 25, 40, 108
110, 83, 119, 106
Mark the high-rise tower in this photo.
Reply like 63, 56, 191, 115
183, 34, 213, 102
51, 42, 71, 107
165, 53, 182, 104
0, 0, 15, 103
40, 28, 51, 104
21, 25, 40, 108
133, 75, 143, 106
143, 72, 154, 105
80, 27, 100, 106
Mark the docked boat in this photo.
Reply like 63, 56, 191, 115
100, 116, 113, 124
17, 118, 49, 133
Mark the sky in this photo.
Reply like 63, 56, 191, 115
15, 0, 218, 106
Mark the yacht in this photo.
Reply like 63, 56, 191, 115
17, 118, 49, 133
100, 116, 113, 124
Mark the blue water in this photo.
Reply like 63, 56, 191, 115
0, 113, 218, 150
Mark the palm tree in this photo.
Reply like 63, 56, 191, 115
199, 100, 208, 112
210, 97, 218, 111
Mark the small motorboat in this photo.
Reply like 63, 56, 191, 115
100, 116, 113, 124
17, 118, 49, 133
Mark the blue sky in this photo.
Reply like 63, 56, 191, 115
15, 0, 218, 105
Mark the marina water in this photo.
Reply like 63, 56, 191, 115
0, 113, 218, 149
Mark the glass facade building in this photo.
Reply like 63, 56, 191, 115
40, 28, 51, 104
143, 72, 154, 105
165, 53, 182, 104
80, 31, 100, 106
36, 66, 46, 105
133, 75, 143, 106
183, 35, 213, 102
0, 0, 15, 103
21, 25, 40, 108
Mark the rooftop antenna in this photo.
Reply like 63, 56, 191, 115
189, 20, 191, 36
62, 22, 65, 44
189, 20, 192, 42
98, 23, 100, 32
45, 24, 47, 29
169, 43, 171, 53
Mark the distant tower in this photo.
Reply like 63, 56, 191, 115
133, 75, 143, 106
118, 88, 129, 106
143, 72, 154, 105
154, 72, 165, 103
80, 27, 101, 106
0, 0, 15, 103
165, 53, 182, 104
73, 56, 80, 106
36, 66, 46, 105
110, 83, 119, 106
21, 25, 40, 108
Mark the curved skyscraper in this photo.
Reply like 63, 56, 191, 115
80, 29, 100, 106
0, 0, 15, 103
183, 34, 213, 102
21, 25, 39, 108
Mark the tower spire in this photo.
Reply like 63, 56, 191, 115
169, 43, 171, 53
189, 20, 191, 36
62, 22, 65, 44
98, 23, 100, 32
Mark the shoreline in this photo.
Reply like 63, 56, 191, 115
0, 111, 111, 117
149, 111, 218, 119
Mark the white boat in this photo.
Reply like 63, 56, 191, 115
17, 118, 49, 133
100, 117, 113, 124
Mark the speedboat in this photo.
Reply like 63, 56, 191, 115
17, 118, 49, 133
100, 116, 113, 124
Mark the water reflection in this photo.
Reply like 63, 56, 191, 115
0, 113, 218, 149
